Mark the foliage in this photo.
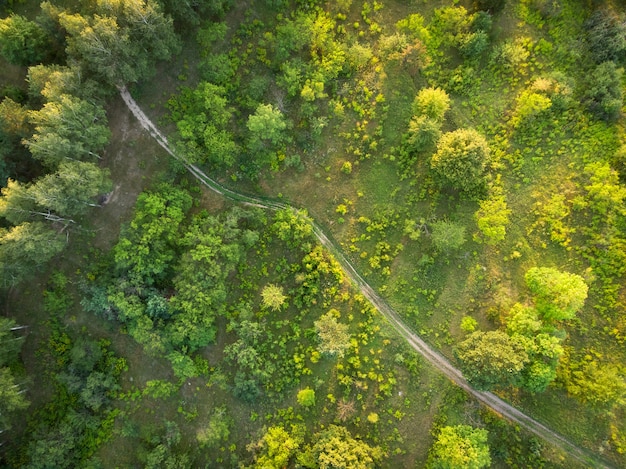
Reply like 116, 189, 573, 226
582, 62, 623, 122
431, 129, 490, 196
0, 317, 28, 431
250, 425, 304, 469
167, 82, 236, 167
455, 331, 529, 390
524, 267, 588, 321
474, 192, 510, 245
585, 8, 626, 64
297, 387, 316, 407
247, 103, 287, 149
59, 0, 180, 87
113, 186, 192, 286
25, 94, 111, 167
0, 14, 50, 66
314, 309, 351, 357
412, 87, 450, 122
427, 425, 491, 469
0, 222, 65, 288
261, 283, 287, 311
299, 424, 383, 469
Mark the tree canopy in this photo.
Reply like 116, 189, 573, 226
427, 425, 491, 469
431, 128, 490, 195
525, 267, 588, 321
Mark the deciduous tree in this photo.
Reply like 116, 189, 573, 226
525, 267, 588, 321
427, 425, 491, 469
455, 330, 528, 390
431, 128, 490, 195
0, 14, 50, 66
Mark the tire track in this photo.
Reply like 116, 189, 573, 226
120, 87, 613, 469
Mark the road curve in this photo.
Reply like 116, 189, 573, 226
119, 87, 613, 469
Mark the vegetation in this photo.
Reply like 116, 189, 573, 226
1, 0, 626, 467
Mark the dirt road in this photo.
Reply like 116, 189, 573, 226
120, 87, 613, 469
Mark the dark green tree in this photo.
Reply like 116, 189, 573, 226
583, 61, 623, 122
585, 8, 626, 64
0, 14, 50, 66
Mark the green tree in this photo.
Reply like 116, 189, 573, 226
314, 309, 351, 358
474, 192, 510, 245
113, 186, 192, 286
406, 115, 441, 154
261, 284, 287, 311
25, 94, 110, 167
168, 82, 236, 167
0, 14, 50, 66
430, 220, 466, 253
59, 0, 179, 87
0, 222, 65, 287
247, 103, 287, 150
427, 425, 491, 469
412, 87, 450, 122
455, 330, 529, 390
299, 424, 383, 469
0, 317, 28, 431
297, 387, 316, 407
29, 161, 111, 218
525, 267, 588, 321
583, 61, 623, 122
585, 8, 626, 64
252, 425, 304, 469
431, 128, 490, 195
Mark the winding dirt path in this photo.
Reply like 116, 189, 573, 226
119, 87, 613, 469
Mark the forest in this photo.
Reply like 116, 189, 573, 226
0, 0, 625, 467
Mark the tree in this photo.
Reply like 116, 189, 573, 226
168, 82, 236, 167
0, 222, 65, 287
299, 425, 383, 469
29, 161, 111, 218
247, 104, 287, 150
251, 425, 304, 469
427, 425, 491, 469
585, 8, 626, 64
455, 330, 529, 390
25, 94, 110, 167
0, 14, 50, 66
474, 192, 510, 245
27, 64, 105, 102
113, 186, 192, 286
431, 128, 490, 195
297, 387, 316, 407
412, 87, 450, 122
525, 267, 588, 321
430, 220, 466, 253
583, 61, 623, 122
261, 284, 287, 311
406, 116, 441, 154
59, 0, 179, 87
314, 309, 351, 357
0, 317, 28, 431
